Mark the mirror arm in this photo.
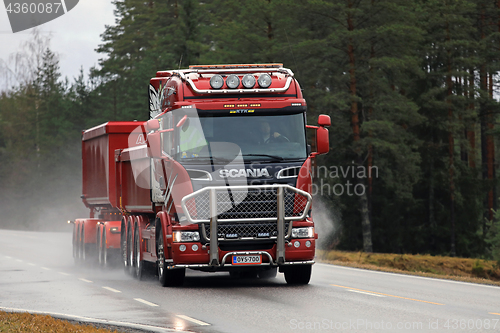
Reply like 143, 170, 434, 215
157, 128, 174, 134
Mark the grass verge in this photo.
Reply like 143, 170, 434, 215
316, 250, 500, 286
0, 311, 133, 333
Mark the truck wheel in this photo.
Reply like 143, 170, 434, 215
134, 225, 146, 280
74, 226, 81, 263
72, 226, 78, 260
284, 265, 312, 285
121, 226, 127, 269
97, 228, 103, 266
80, 225, 86, 262
157, 226, 185, 286
101, 229, 108, 267
126, 224, 134, 275
259, 267, 277, 279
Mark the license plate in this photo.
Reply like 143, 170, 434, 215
232, 255, 262, 265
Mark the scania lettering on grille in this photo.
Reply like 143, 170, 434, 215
219, 168, 270, 178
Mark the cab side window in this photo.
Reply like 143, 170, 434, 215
161, 112, 173, 156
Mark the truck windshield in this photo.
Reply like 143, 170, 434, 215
174, 112, 307, 162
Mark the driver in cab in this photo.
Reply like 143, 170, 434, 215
258, 121, 288, 144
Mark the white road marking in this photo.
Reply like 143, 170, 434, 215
348, 289, 386, 297
176, 314, 210, 326
78, 278, 93, 283
317, 263, 500, 289
0, 306, 187, 332
58, 272, 70, 276
28, 263, 35, 266
134, 298, 159, 307
5, 256, 11, 259
16, 259, 23, 262
41, 267, 50, 270
102, 286, 121, 293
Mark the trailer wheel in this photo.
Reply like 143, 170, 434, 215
258, 267, 277, 279
126, 223, 134, 275
80, 225, 86, 262
99, 228, 107, 267
97, 227, 103, 266
121, 224, 127, 269
157, 226, 185, 286
284, 265, 312, 285
72, 225, 78, 260
133, 225, 146, 280
74, 226, 81, 263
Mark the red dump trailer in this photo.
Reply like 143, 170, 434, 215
71, 64, 330, 286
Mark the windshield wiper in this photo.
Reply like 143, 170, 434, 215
243, 154, 285, 161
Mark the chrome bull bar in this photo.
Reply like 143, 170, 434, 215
180, 185, 312, 266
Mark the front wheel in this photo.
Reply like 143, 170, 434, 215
284, 265, 312, 285
157, 226, 185, 286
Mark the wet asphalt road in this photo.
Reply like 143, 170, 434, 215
1, 229, 500, 333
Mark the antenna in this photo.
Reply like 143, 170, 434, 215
178, 54, 183, 70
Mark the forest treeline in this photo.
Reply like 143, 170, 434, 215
1, 0, 500, 258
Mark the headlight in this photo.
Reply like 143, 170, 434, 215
210, 74, 224, 89
173, 231, 200, 242
291, 227, 314, 239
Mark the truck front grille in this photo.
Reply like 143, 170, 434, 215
183, 186, 310, 222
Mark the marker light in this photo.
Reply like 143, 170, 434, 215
210, 74, 224, 89
226, 74, 240, 89
242, 74, 256, 88
258, 73, 272, 88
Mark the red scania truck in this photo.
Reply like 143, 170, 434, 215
71, 64, 330, 286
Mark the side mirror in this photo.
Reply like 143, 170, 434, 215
316, 127, 329, 155
146, 119, 160, 132
318, 114, 331, 127
147, 132, 162, 158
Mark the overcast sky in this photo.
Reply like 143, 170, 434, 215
0, 0, 116, 86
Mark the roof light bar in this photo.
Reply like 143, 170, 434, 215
190, 64, 283, 70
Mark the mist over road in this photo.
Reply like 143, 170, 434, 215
0, 229, 499, 333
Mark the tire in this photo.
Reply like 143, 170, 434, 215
126, 223, 134, 275
101, 229, 109, 267
121, 224, 127, 269
74, 226, 81, 264
134, 225, 146, 280
284, 265, 312, 285
157, 225, 185, 286
80, 225, 86, 262
259, 267, 277, 279
97, 228, 103, 266
72, 225, 78, 259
